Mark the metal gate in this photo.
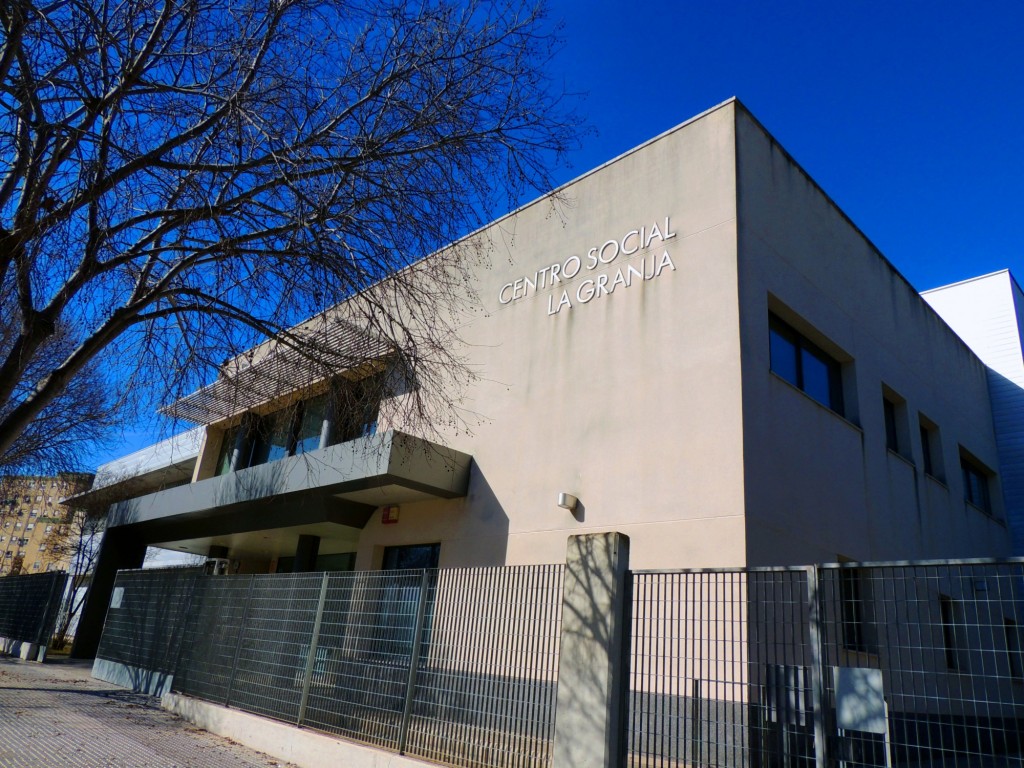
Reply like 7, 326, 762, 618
628, 560, 1024, 768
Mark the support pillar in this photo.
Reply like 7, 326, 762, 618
293, 534, 321, 572
319, 413, 334, 450
552, 532, 631, 768
70, 529, 147, 659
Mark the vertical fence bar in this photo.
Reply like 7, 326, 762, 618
805, 565, 828, 768
397, 569, 432, 755
297, 571, 331, 727
690, 678, 700, 767
225, 574, 256, 708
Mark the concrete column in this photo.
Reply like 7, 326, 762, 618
293, 535, 321, 572
319, 413, 334, 450
70, 529, 147, 659
552, 532, 631, 768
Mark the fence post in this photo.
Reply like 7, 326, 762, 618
397, 569, 433, 755
297, 572, 331, 726
552, 532, 631, 768
805, 565, 829, 768
225, 574, 256, 708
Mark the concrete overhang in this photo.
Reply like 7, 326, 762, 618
71, 428, 203, 511
105, 430, 471, 542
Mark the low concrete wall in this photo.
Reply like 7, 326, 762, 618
0, 635, 45, 661
162, 692, 438, 768
92, 657, 175, 697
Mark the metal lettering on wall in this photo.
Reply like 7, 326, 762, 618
497, 217, 677, 316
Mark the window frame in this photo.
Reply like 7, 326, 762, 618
837, 562, 877, 655
381, 543, 441, 571
883, 398, 899, 453
920, 424, 934, 476
919, 414, 945, 482
960, 452, 993, 515
211, 371, 388, 476
768, 313, 845, 415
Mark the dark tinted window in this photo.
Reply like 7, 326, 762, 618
884, 399, 899, 452
920, 425, 934, 475
769, 314, 844, 414
295, 395, 327, 454
382, 543, 440, 570
961, 457, 991, 514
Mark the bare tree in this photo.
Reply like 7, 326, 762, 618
0, 306, 117, 473
0, 0, 579, 457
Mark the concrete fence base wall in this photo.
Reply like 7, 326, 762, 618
162, 692, 437, 768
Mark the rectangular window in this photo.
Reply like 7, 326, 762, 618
960, 453, 992, 515
212, 371, 386, 476
883, 399, 899, 453
249, 408, 295, 466
919, 415, 944, 480
940, 595, 959, 671
294, 394, 328, 455
215, 426, 240, 477
920, 425, 934, 475
769, 313, 844, 414
382, 543, 441, 571
333, 372, 386, 444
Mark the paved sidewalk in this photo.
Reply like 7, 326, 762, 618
0, 657, 298, 768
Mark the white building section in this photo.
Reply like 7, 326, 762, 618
923, 270, 1024, 553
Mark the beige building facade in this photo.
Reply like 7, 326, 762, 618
72, 99, 1018, 654
0, 474, 94, 576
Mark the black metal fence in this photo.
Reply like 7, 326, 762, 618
628, 560, 1024, 768
98, 565, 564, 768
0, 570, 68, 649
94, 566, 200, 676
95, 558, 1024, 768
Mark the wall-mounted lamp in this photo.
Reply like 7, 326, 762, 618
557, 492, 578, 512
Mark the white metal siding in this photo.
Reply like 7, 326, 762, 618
923, 271, 1024, 554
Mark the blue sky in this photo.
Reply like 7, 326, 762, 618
93, 1, 1023, 465
545, 0, 1023, 291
